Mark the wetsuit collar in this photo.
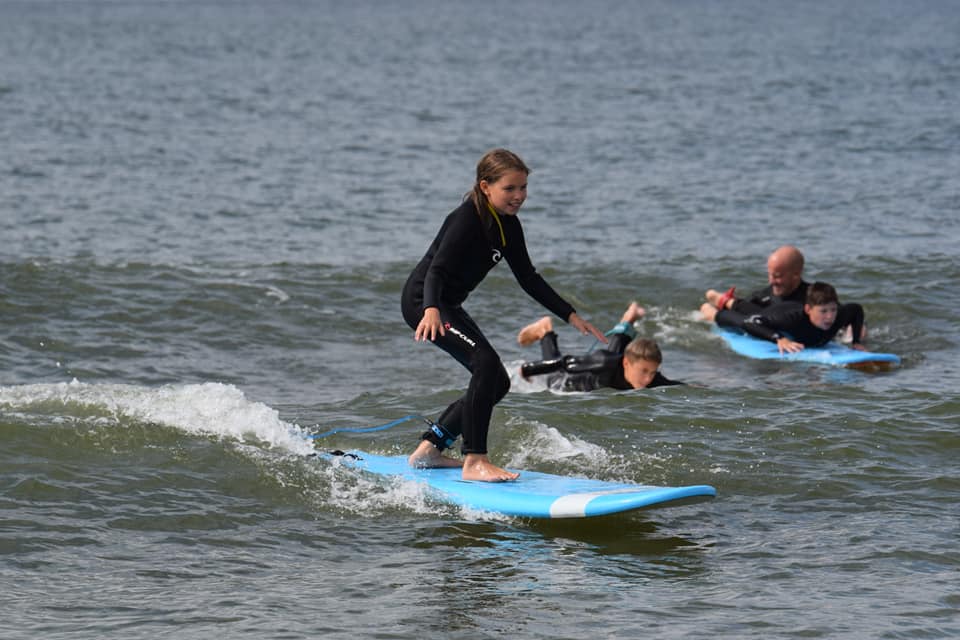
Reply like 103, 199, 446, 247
486, 202, 507, 247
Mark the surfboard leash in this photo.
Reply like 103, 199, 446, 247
307, 414, 432, 440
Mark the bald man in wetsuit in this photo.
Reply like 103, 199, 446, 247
703, 245, 809, 315
700, 245, 865, 342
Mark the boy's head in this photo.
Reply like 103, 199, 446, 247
622, 337, 662, 389
804, 281, 839, 330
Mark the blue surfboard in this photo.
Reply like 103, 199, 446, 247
712, 326, 900, 369
324, 450, 716, 519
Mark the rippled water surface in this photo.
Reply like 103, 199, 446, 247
2, 1, 959, 638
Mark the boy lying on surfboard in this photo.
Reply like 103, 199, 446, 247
517, 302, 684, 391
700, 281, 867, 355
699, 245, 864, 344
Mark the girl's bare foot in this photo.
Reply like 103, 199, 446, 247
408, 440, 463, 469
517, 316, 553, 346
462, 454, 519, 482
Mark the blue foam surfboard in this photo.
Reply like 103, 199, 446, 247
325, 450, 716, 519
712, 326, 900, 369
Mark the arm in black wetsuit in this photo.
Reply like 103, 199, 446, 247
500, 214, 575, 321
834, 303, 865, 345
603, 320, 635, 354
555, 319, 635, 371
741, 303, 807, 343
418, 203, 494, 310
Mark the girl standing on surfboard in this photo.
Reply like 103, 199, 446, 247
401, 148, 606, 482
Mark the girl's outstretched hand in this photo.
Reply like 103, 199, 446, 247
415, 307, 444, 342
568, 312, 608, 344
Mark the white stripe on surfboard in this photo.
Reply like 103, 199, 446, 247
548, 487, 654, 518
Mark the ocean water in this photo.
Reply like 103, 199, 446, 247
2, 1, 959, 638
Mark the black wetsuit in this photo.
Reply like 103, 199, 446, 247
401, 199, 575, 454
521, 322, 683, 392
716, 301, 865, 347
731, 280, 809, 315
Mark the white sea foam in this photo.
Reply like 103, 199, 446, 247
0, 380, 462, 518
505, 418, 608, 470
0, 380, 316, 456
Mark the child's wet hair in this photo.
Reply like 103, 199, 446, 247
806, 281, 839, 306
624, 337, 662, 364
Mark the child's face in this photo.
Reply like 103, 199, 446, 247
480, 170, 528, 216
623, 358, 659, 389
805, 302, 838, 330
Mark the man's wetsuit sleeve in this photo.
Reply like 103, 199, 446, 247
502, 216, 575, 321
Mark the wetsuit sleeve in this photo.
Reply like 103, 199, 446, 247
835, 303, 865, 344
502, 218, 576, 321
741, 316, 782, 342
731, 286, 772, 315
747, 286, 770, 305
743, 304, 805, 343
421, 212, 471, 309
604, 321, 637, 354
